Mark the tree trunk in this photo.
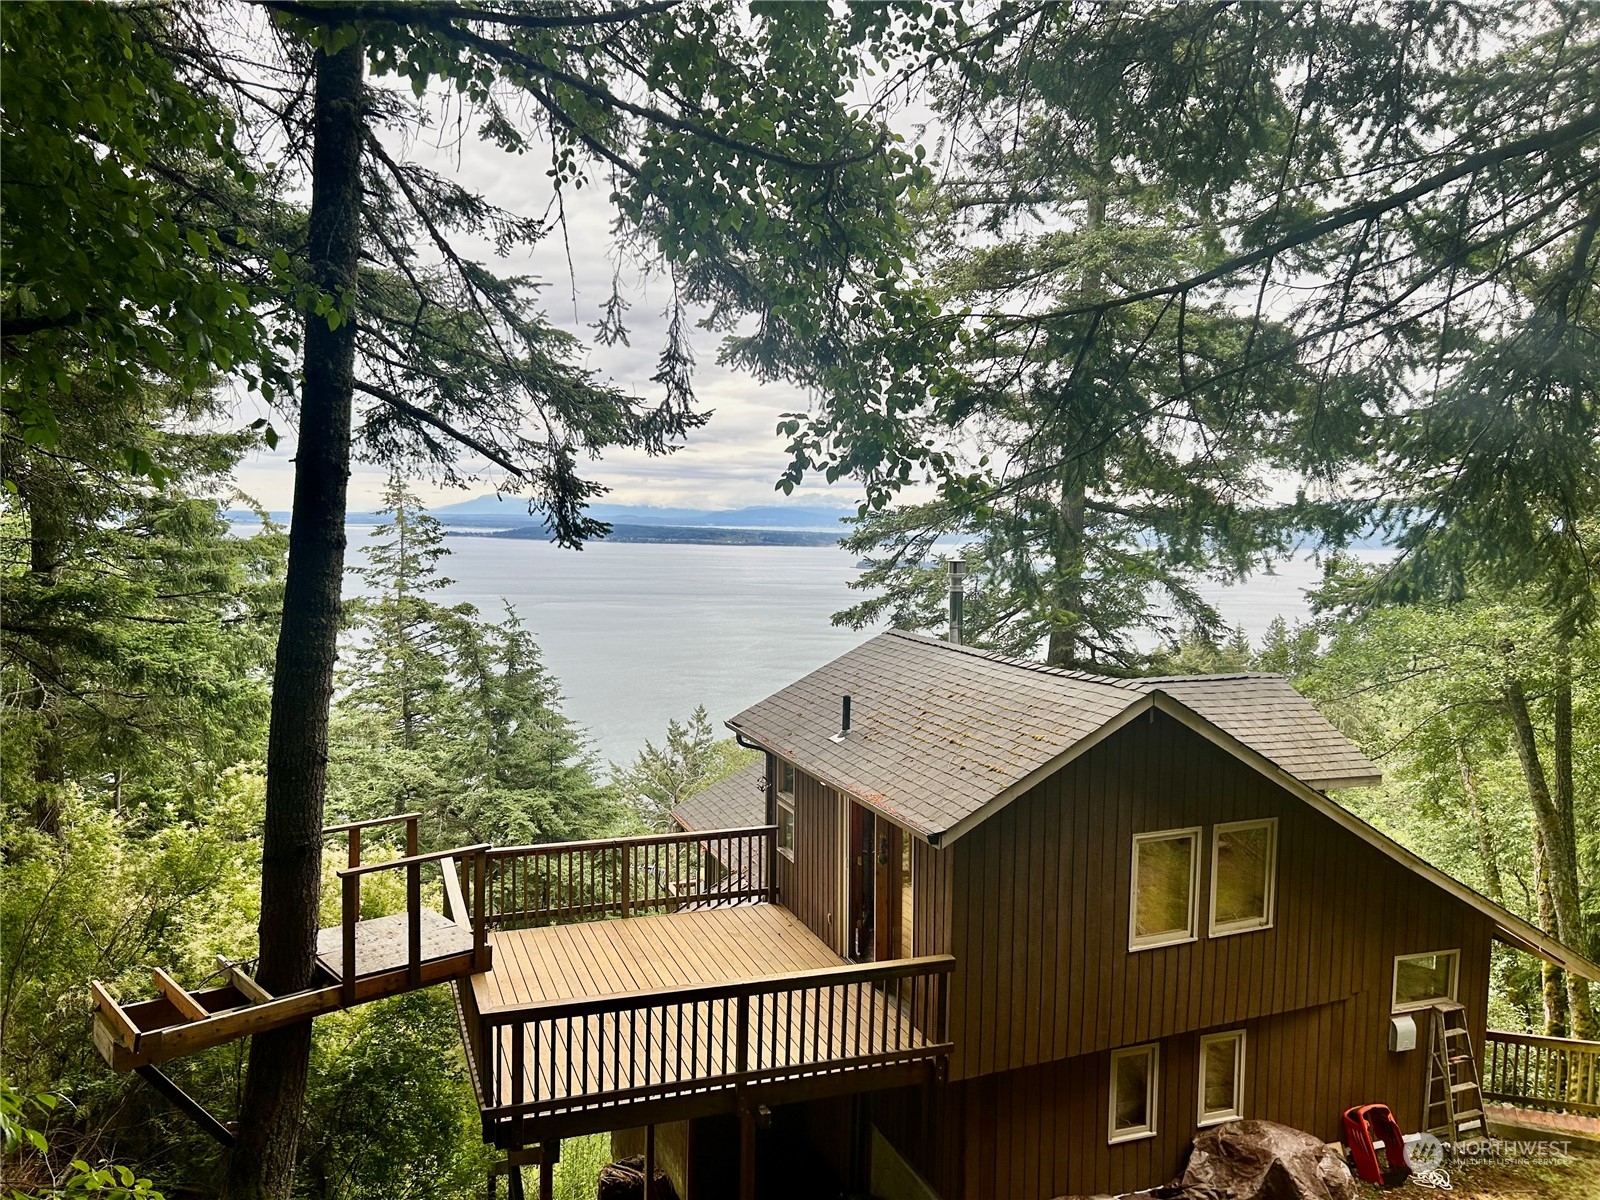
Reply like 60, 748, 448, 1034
23, 493, 66, 833
1455, 739, 1504, 905
1045, 473, 1087, 668
224, 37, 364, 1200
1043, 172, 1102, 670
1505, 675, 1595, 1038
1535, 830, 1567, 1037
1549, 651, 1593, 1037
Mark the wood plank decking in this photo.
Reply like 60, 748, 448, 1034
315, 910, 474, 980
473, 904, 840, 1007
459, 904, 953, 1146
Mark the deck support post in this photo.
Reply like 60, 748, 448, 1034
539, 1141, 557, 1200
739, 1103, 756, 1200
644, 1123, 655, 1200
134, 1065, 235, 1147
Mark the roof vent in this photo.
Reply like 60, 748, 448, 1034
830, 694, 852, 743
947, 558, 966, 645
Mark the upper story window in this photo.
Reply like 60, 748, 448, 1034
1130, 827, 1201, 950
1210, 819, 1277, 936
1393, 949, 1459, 1012
1109, 1043, 1160, 1143
1198, 1030, 1246, 1125
775, 760, 796, 860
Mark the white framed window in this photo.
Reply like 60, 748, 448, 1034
775, 761, 796, 860
1209, 819, 1277, 937
1392, 950, 1459, 1012
1198, 1030, 1246, 1126
1109, 1043, 1160, 1143
1130, 827, 1201, 950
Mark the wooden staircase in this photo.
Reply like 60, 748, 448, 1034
89, 814, 491, 1141
1424, 1001, 1489, 1153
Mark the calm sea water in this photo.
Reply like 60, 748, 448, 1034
344, 534, 1347, 767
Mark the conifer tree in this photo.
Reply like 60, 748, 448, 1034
612, 706, 756, 831
329, 475, 616, 849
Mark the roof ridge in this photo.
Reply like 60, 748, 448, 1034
1141, 672, 1282, 683
880, 629, 1124, 685
877, 630, 1285, 688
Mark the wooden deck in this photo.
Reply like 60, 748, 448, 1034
458, 904, 953, 1146
316, 910, 474, 979
473, 905, 840, 1007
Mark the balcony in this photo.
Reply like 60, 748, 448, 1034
453, 827, 954, 1148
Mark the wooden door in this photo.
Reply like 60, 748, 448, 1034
849, 805, 914, 963
848, 802, 876, 961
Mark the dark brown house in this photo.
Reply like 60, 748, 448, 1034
662, 629, 1594, 1199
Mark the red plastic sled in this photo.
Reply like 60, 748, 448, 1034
1342, 1103, 1413, 1187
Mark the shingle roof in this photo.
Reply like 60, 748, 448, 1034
670, 761, 767, 833
726, 630, 1379, 841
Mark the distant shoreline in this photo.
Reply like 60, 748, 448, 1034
461, 522, 841, 547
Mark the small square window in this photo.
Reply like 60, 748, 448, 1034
1198, 1030, 1246, 1125
1210, 819, 1277, 936
778, 761, 796, 798
776, 797, 796, 860
1130, 828, 1201, 950
1393, 950, 1458, 1012
1109, 1043, 1159, 1143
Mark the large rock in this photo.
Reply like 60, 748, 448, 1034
596, 1156, 680, 1200
1177, 1120, 1356, 1200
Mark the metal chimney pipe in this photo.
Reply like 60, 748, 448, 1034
832, 694, 852, 743
947, 559, 966, 645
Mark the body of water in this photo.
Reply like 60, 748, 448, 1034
341, 533, 1355, 767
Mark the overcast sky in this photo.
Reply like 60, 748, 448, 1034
230, 77, 899, 515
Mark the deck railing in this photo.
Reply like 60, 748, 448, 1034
481, 826, 776, 929
466, 954, 954, 1129
1484, 1029, 1600, 1116
323, 812, 490, 1001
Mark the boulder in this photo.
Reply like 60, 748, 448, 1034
1178, 1120, 1356, 1200
596, 1155, 679, 1200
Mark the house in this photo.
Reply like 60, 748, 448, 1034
637, 627, 1594, 1200
91, 626, 1600, 1200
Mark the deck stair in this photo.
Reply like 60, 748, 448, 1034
1424, 1001, 1489, 1154
90, 813, 491, 1077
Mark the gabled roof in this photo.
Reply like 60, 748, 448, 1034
670, 760, 767, 833
726, 630, 1379, 840
726, 629, 1600, 983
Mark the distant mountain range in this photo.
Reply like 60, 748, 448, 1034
435, 496, 856, 530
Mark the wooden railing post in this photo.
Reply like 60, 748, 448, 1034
342, 872, 359, 1006
407, 857, 423, 988
473, 849, 489, 971
512, 1020, 525, 1107
735, 994, 750, 1075
620, 842, 631, 919
348, 827, 362, 869
405, 814, 419, 857
766, 826, 778, 903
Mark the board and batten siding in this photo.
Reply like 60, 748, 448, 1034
875, 970, 1491, 1199
774, 761, 847, 955
939, 709, 1493, 1084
